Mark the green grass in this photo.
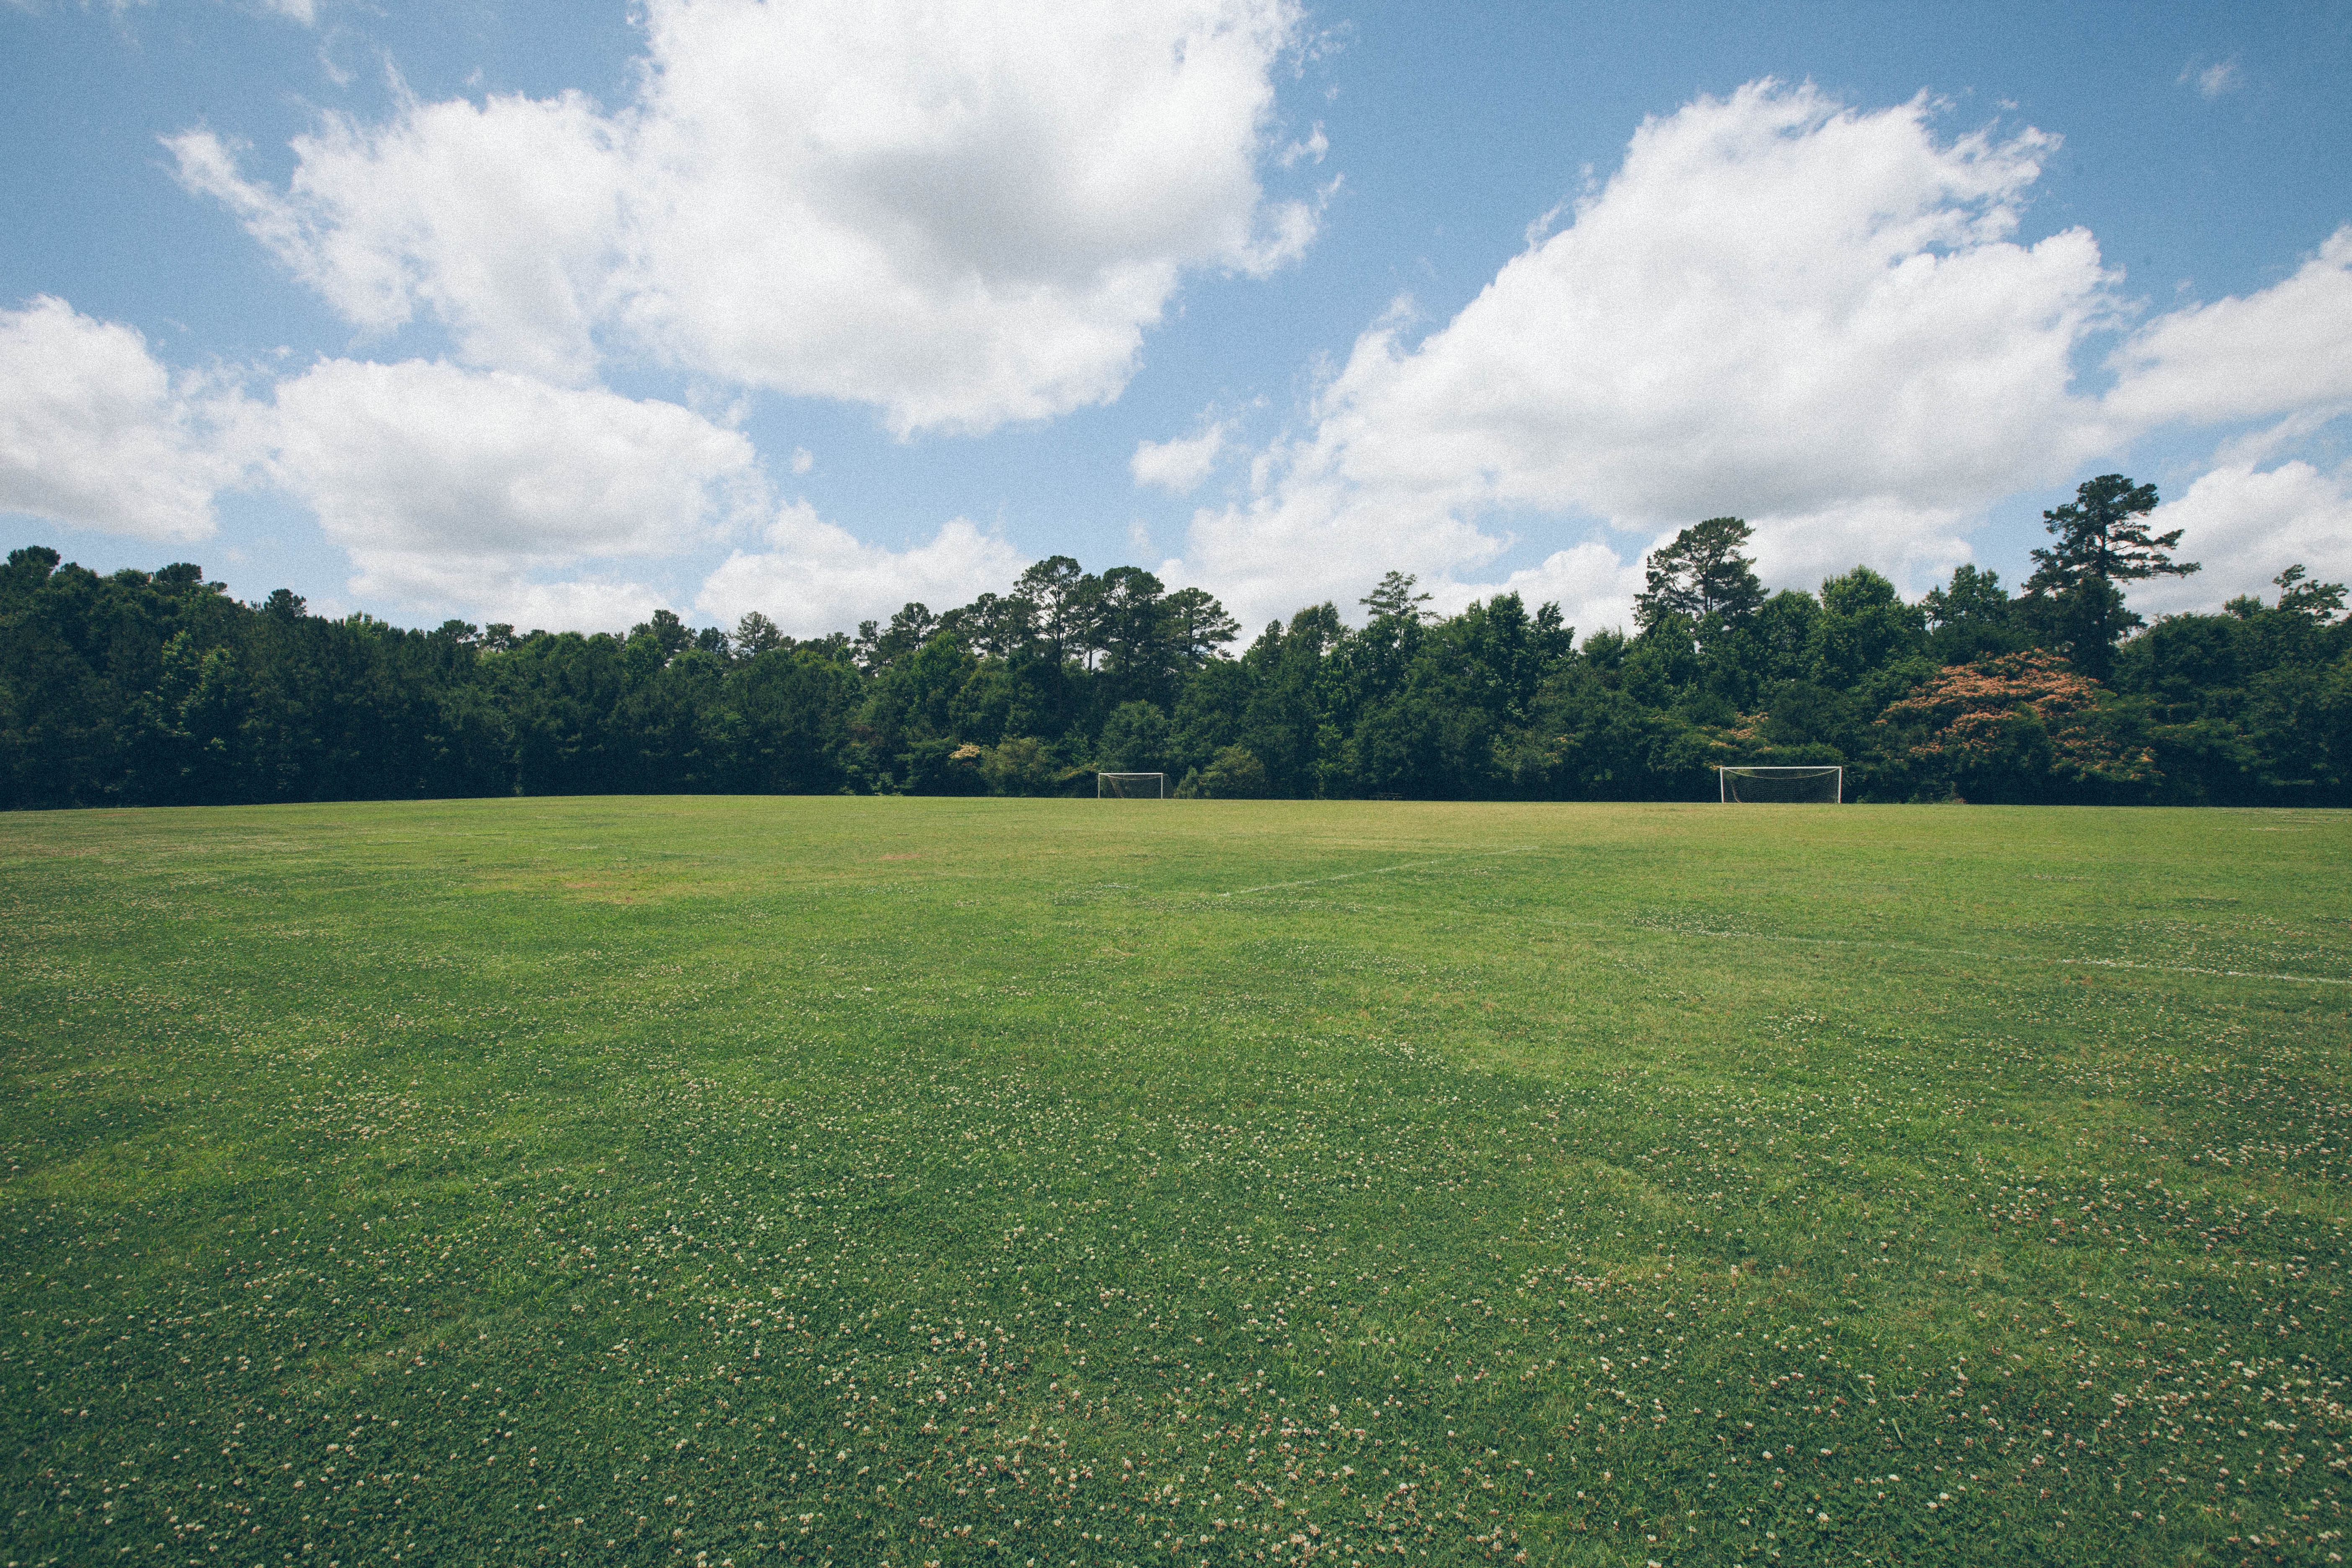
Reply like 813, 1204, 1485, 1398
3, 797, 2348, 1568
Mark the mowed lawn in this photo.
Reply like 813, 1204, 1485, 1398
3, 799, 2348, 1568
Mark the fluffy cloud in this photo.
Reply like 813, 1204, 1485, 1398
172, 0, 1316, 433
265, 358, 760, 613
0, 298, 802, 628
2184, 57, 2244, 99
1429, 542, 1649, 643
476, 578, 677, 634
697, 501, 1023, 637
2105, 228, 2352, 429
1131, 422, 1229, 493
0, 296, 255, 542
170, 93, 629, 387
2128, 459, 2352, 618
1181, 453, 1514, 631
1177, 81, 2123, 629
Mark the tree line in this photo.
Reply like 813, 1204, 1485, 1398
4, 475, 2348, 810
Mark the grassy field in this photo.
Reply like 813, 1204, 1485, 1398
3, 797, 2348, 1568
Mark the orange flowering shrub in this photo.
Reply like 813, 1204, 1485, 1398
1877, 649, 2156, 797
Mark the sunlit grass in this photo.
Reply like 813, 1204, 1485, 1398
3, 797, 2347, 1566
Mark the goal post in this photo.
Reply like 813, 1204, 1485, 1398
1718, 765, 1843, 804
1097, 771, 1168, 799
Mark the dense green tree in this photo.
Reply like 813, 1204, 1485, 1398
1361, 570, 1434, 625
733, 647, 862, 793
1095, 567, 1173, 705
6, 533, 2347, 811
1810, 566, 1928, 688
940, 591, 1036, 661
1634, 517, 1766, 635
1704, 588, 1821, 712
2272, 564, 2349, 623
1179, 744, 1269, 799
1096, 699, 1171, 773
979, 735, 1058, 794
856, 602, 941, 672
1237, 605, 1342, 797
859, 632, 978, 775
1921, 565, 2032, 665
636, 608, 693, 659
732, 611, 786, 658
2108, 563, 2352, 803
1168, 656, 1253, 779
1014, 556, 1093, 667
2024, 474, 2197, 680
1161, 586, 1240, 668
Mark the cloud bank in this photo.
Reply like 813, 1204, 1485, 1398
170, 0, 1318, 435
2104, 228, 2352, 429
2132, 458, 2352, 616
16, 71, 2351, 639
0, 297, 255, 543
266, 358, 761, 617
1165, 83, 2352, 632
697, 503, 1024, 637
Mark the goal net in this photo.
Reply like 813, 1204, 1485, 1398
1719, 765, 1842, 804
1097, 771, 1168, 799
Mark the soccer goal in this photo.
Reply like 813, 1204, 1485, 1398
1097, 771, 1168, 799
1718, 765, 1842, 804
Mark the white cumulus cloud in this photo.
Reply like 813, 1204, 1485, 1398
264, 358, 761, 614
0, 296, 256, 543
1176, 80, 2123, 629
2129, 458, 2352, 618
1131, 422, 1229, 493
476, 578, 677, 634
1425, 541, 1649, 643
169, 91, 629, 387
170, 0, 1318, 434
2104, 227, 2352, 429
697, 501, 1024, 637
2184, 57, 2244, 99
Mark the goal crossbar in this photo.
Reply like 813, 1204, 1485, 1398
1718, 765, 1842, 804
1097, 771, 1168, 799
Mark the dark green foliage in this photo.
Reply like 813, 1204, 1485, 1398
6, 491, 2347, 808
2024, 474, 2199, 681
1811, 566, 1928, 687
1096, 699, 1171, 773
1176, 742, 1269, 797
1922, 564, 2035, 666
2110, 571, 2352, 805
2273, 563, 2349, 622
1633, 515, 1767, 634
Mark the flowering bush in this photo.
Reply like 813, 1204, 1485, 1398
1876, 650, 2156, 802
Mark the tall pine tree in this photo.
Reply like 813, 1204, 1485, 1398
2025, 474, 2197, 681
1634, 516, 1766, 634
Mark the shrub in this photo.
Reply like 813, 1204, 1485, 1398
1876, 650, 2156, 802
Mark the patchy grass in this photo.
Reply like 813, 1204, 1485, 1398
2, 797, 2347, 1567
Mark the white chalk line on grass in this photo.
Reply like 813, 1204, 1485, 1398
1217, 846, 1538, 899
2049, 955, 2350, 986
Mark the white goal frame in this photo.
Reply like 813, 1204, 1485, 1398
1718, 765, 1843, 804
1097, 771, 1168, 799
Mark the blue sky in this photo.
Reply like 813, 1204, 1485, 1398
4, 0, 2349, 638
